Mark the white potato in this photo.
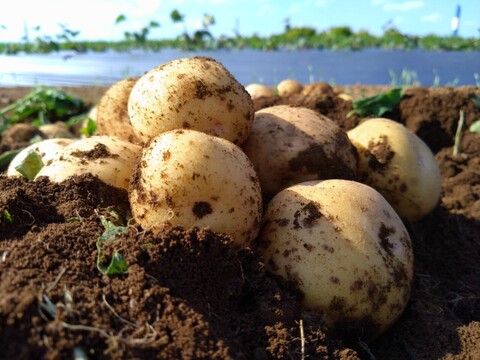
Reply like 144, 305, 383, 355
128, 56, 254, 145
96, 77, 142, 145
242, 105, 358, 199
259, 179, 414, 340
39, 122, 75, 139
276, 79, 303, 97
347, 117, 441, 221
129, 129, 263, 247
35, 135, 141, 190
7, 138, 75, 177
245, 83, 275, 99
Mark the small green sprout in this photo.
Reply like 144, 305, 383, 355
347, 87, 404, 118
3, 209, 13, 223
96, 211, 128, 276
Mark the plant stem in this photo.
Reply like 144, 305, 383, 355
453, 110, 465, 156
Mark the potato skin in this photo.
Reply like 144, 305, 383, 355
96, 77, 142, 145
347, 118, 441, 221
242, 105, 358, 199
277, 79, 303, 97
259, 179, 414, 340
128, 57, 254, 145
129, 129, 263, 247
35, 136, 141, 190
245, 83, 275, 99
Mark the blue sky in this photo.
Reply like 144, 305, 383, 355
0, 0, 478, 42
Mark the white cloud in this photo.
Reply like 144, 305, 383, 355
421, 12, 441, 22
372, 1, 424, 11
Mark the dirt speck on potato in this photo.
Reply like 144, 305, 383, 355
293, 201, 323, 229
378, 222, 396, 256
70, 142, 118, 160
364, 135, 395, 171
192, 201, 213, 219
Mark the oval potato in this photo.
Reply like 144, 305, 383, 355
259, 179, 414, 340
129, 129, 263, 247
347, 118, 441, 221
128, 56, 254, 145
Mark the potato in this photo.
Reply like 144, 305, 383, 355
7, 138, 75, 177
129, 129, 263, 247
245, 83, 275, 99
96, 77, 142, 145
347, 118, 441, 221
128, 56, 254, 145
39, 122, 75, 139
259, 179, 414, 340
35, 135, 141, 190
277, 79, 303, 97
242, 105, 358, 199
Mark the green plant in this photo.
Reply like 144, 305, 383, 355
115, 14, 160, 47
347, 87, 404, 118
96, 209, 128, 276
0, 87, 85, 132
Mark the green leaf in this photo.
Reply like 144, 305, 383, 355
469, 120, 480, 134
170, 9, 184, 23
115, 14, 127, 24
96, 214, 128, 275
80, 118, 97, 136
3, 210, 13, 223
15, 150, 44, 180
347, 87, 404, 118
149, 21, 160, 28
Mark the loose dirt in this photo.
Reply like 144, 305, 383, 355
0, 84, 479, 359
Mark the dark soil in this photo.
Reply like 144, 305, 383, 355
1, 85, 479, 359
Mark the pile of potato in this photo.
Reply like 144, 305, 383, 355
8, 56, 442, 341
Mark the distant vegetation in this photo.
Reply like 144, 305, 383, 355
0, 10, 479, 54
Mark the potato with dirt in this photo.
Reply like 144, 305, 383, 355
347, 117, 441, 221
129, 129, 263, 247
242, 105, 358, 199
35, 135, 141, 190
259, 179, 414, 341
128, 56, 254, 145
95, 77, 142, 145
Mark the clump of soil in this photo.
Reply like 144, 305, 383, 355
1, 85, 480, 359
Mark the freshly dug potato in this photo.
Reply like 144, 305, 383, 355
242, 105, 358, 199
35, 135, 141, 190
129, 129, 263, 247
7, 138, 75, 177
259, 179, 414, 340
347, 117, 441, 221
39, 122, 75, 139
277, 79, 303, 97
245, 83, 275, 99
128, 57, 254, 145
96, 77, 142, 145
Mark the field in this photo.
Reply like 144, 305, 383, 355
0, 84, 479, 359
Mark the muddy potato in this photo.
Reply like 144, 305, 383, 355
96, 77, 142, 145
242, 105, 358, 199
129, 129, 263, 247
35, 135, 141, 190
347, 117, 441, 221
259, 179, 414, 340
245, 83, 275, 99
7, 138, 75, 177
128, 56, 254, 145
277, 79, 303, 97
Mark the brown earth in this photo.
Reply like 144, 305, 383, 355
0, 84, 479, 359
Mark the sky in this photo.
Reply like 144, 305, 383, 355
0, 0, 479, 43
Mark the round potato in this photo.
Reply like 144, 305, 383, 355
277, 79, 303, 97
128, 56, 254, 145
35, 135, 141, 190
129, 129, 263, 247
245, 83, 275, 99
347, 117, 441, 221
242, 105, 358, 199
7, 138, 75, 177
39, 122, 75, 139
259, 179, 414, 340
96, 77, 142, 145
